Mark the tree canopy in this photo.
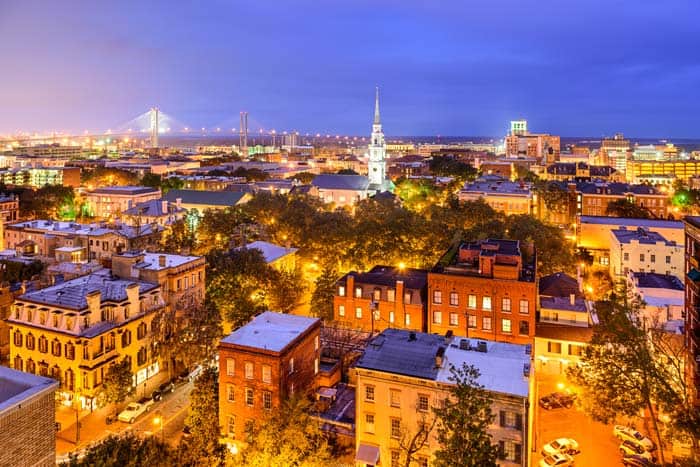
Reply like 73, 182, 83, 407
182, 366, 225, 466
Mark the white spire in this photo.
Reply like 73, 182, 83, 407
373, 86, 381, 125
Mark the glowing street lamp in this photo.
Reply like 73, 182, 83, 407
153, 415, 164, 441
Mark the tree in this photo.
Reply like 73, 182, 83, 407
172, 299, 223, 371
336, 168, 359, 175
432, 363, 498, 467
19, 185, 76, 219
288, 172, 316, 184
566, 297, 684, 465
161, 218, 197, 254
310, 265, 338, 321
428, 156, 477, 181
61, 432, 177, 467
395, 414, 437, 467
268, 267, 305, 313
181, 366, 225, 466
100, 357, 133, 408
240, 395, 338, 467
81, 167, 140, 187
605, 198, 651, 218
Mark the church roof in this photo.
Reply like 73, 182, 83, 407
312, 174, 370, 191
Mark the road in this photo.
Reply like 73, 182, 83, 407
56, 380, 192, 464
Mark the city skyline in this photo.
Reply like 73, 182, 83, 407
2, 0, 700, 137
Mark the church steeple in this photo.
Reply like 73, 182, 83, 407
373, 86, 381, 125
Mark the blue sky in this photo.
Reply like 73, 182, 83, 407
1, 0, 699, 137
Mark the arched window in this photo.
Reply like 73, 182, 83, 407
65, 369, 74, 391
13, 355, 22, 372
13, 330, 22, 347
137, 322, 147, 340
38, 335, 48, 353
137, 346, 147, 366
50, 365, 61, 381
65, 342, 75, 360
26, 359, 36, 374
121, 330, 132, 348
26, 333, 35, 350
52, 339, 61, 357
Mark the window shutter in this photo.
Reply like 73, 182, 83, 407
499, 410, 506, 427
515, 413, 523, 431
498, 441, 505, 460
547, 341, 552, 353
514, 444, 522, 464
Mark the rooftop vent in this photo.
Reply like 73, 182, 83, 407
476, 341, 488, 353
524, 344, 532, 355
408, 332, 417, 342
523, 362, 531, 377
445, 330, 453, 339
459, 339, 470, 351
435, 346, 446, 368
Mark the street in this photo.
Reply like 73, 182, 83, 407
56, 379, 193, 463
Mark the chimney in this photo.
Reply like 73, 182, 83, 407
408, 331, 417, 341
435, 346, 446, 368
161, 200, 168, 214
159, 255, 166, 267
176, 198, 182, 209
570, 293, 576, 306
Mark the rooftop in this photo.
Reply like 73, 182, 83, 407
579, 216, 683, 229
540, 296, 588, 313
220, 311, 320, 353
311, 174, 370, 191
89, 185, 160, 195
117, 251, 202, 271
18, 270, 158, 310
337, 265, 428, 290
0, 366, 58, 416
631, 272, 684, 291
611, 227, 675, 245
535, 323, 594, 343
163, 189, 249, 207
460, 175, 532, 196
539, 272, 581, 298
7, 219, 163, 239
122, 199, 186, 217
242, 241, 298, 264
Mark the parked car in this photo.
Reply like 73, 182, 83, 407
187, 365, 203, 382
613, 425, 655, 451
622, 454, 658, 467
539, 452, 575, 467
542, 438, 580, 457
152, 380, 175, 401
118, 398, 154, 424
619, 441, 655, 462
539, 392, 576, 409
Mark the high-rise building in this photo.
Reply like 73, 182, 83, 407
504, 120, 560, 163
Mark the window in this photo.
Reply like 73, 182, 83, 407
502, 318, 512, 333
245, 388, 254, 407
391, 418, 401, 439
365, 413, 375, 433
600, 256, 609, 266
623, 252, 629, 261
482, 296, 492, 311
13, 331, 22, 347
338, 285, 346, 297
314, 357, 319, 375
433, 290, 442, 304
26, 359, 36, 374
389, 311, 395, 323
519, 320, 529, 335
502, 297, 511, 312
355, 287, 362, 298
387, 289, 395, 302
137, 346, 147, 365
650, 254, 655, 263
404, 291, 412, 304
137, 322, 147, 339
226, 358, 235, 376
482, 316, 492, 330
227, 416, 235, 438
65, 342, 75, 360
365, 385, 375, 402
547, 341, 562, 354
52, 339, 61, 357
26, 333, 35, 350
13, 355, 22, 371
640, 253, 645, 262
666, 255, 671, 264
315, 335, 319, 351
355, 307, 362, 319
245, 362, 253, 379
373, 288, 381, 301
432, 311, 442, 324
262, 364, 271, 383
226, 384, 235, 402
569, 344, 583, 356
289, 358, 295, 374
449, 291, 458, 306
390, 389, 401, 408
391, 451, 400, 467
417, 394, 429, 412
338, 305, 345, 317
263, 391, 272, 410
121, 330, 131, 348
468, 315, 477, 328
519, 299, 529, 314
405, 313, 411, 326
449, 312, 458, 326
499, 440, 521, 463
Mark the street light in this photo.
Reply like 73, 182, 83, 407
153, 415, 164, 442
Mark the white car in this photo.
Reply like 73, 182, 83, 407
117, 399, 153, 424
539, 452, 575, 467
542, 438, 580, 457
619, 440, 656, 462
613, 425, 655, 451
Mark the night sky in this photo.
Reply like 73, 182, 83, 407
1, 0, 699, 138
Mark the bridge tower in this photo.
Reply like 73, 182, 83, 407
150, 107, 160, 148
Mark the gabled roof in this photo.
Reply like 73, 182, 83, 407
311, 174, 370, 191
337, 265, 428, 290
163, 189, 248, 207
539, 272, 581, 298
243, 241, 298, 264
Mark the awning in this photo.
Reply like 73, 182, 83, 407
355, 444, 380, 465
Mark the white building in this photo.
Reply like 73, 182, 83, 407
609, 227, 683, 278
627, 271, 684, 327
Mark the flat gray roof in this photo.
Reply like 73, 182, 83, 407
221, 311, 319, 352
0, 366, 58, 416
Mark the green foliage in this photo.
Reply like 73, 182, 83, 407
534, 180, 571, 213
310, 265, 338, 320
605, 198, 651, 218
182, 366, 225, 466
232, 166, 269, 181
432, 363, 498, 467
140, 174, 184, 194
81, 167, 140, 187
19, 185, 76, 219
240, 396, 338, 467
428, 156, 477, 181
288, 172, 316, 184
0, 259, 43, 283
61, 431, 177, 467
100, 357, 133, 406
140, 172, 162, 189
161, 218, 197, 254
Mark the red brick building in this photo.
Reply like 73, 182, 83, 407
428, 239, 537, 345
218, 312, 321, 448
333, 265, 427, 333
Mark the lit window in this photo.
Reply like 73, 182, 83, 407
314, 357, 319, 375
245, 388, 254, 407
355, 287, 362, 298
389, 311, 395, 323
449, 291, 458, 306
405, 313, 411, 326
262, 365, 271, 383
468, 315, 477, 328
502, 318, 512, 333
483, 316, 492, 330
387, 289, 395, 302
483, 296, 492, 311
449, 312, 458, 326
226, 384, 235, 402
433, 290, 442, 304
355, 307, 362, 319
519, 299, 529, 314
226, 358, 235, 376
547, 341, 562, 354
338, 285, 345, 297
314, 335, 319, 351
289, 358, 295, 374
338, 305, 345, 317
365, 413, 375, 433
433, 311, 442, 324
245, 362, 253, 379
390, 389, 401, 407
502, 297, 511, 312
373, 288, 381, 301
